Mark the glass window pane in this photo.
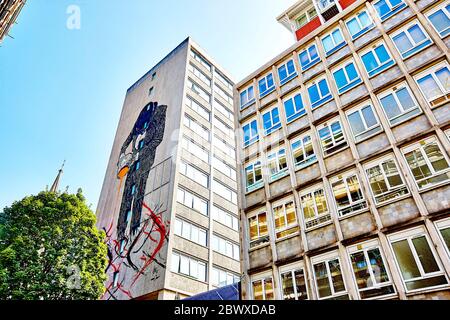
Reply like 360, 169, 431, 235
361, 105, 378, 128
368, 166, 388, 195
405, 149, 432, 181
408, 24, 427, 43
318, 79, 330, 96
348, 111, 366, 135
436, 67, 450, 91
417, 75, 442, 100
333, 180, 350, 207
429, 10, 450, 35
396, 87, 416, 111
294, 269, 308, 300
423, 143, 449, 172
367, 248, 390, 283
329, 259, 346, 293
314, 262, 332, 298
411, 236, 440, 274
439, 227, 450, 252
345, 63, 358, 81
351, 252, 371, 289
253, 280, 263, 300
362, 51, 378, 72
265, 278, 274, 300
392, 239, 421, 280
334, 69, 348, 89
347, 18, 360, 36
281, 272, 295, 300
380, 94, 402, 119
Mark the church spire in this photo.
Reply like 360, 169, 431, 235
50, 160, 65, 193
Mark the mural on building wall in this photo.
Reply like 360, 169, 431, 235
101, 102, 171, 300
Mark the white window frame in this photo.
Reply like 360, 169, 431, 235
190, 50, 211, 72
214, 83, 233, 105
171, 251, 207, 282
258, 72, 275, 97
347, 239, 396, 300
435, 218, 450, 258
189, 63, 211, 87
212, 234, 240, 261
251, 273, 275, 300
213, 116, 234, 138
363, 154, 409, 205
213, 99, 233, 121
212, 156, 236, 181
177, 187, 209, 216
262, 105, 282, 136
240, 85, 255, 109
291, 132, 317, 170
401, 136, 450, 190
359, 41, 394, 78
212, 179, 237, 204
212, 267, 240, 288
248, 210, 269, 247
425, 2, 450, 38
212, 205, 239, 231
388, 226, 449, 293
294, 5, 318, 29
242, 118, 259, 148
188, 78, 211, 103
184, 115, 210, 141
377, 82, 421, 126
414, 61, 450, 106
298, 43, 320, 71
345, 101, 382, 143
267, 147, 289, 181
213, 135, 236, 160
174, 217, 207, 247
179, 160, 209, 188
278, 261, 309, 300
245, 160, 264, 193
373, 0, 407, 21
321, 27, 346, 56
345, 10, 374, 40
330, 170, 368, 218
272, 199, 299, 240
277, 59, 297, 85
186, 95, 210, 121
299, 184, 331, 230
311, 251, 348, 300
390, 20, 433, 59
331, 59, 362, 94
182, 136, 209, 164
282, 90, 306, 123
307, 75, 333, 109
317, 118, 348, 157
215, 71, 233, 91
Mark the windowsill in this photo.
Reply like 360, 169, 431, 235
264, 125, 283, 137
243, 138, 259, 149
367, 60, 396, 78
269, 170, 290, 183
337, 78, 363, 95
402, 39, 433, 60
259, 87, 276, 99
212, 191, 237, 207
301, 58, 321, 73
338, 206, 369, 221
428, 94, 450, 109
404, 282, 450, 296
322, 144, 350, 159
279, 73, 298, 87
176, 202, 209, 217
213, 220, 239, 233
249, 241, 270, 252
380, 2, 408, 22
174, 234, 207, 248
388, 107, 422, 128
311, 94, 334, 110
304, 220, 333, 232
294, 158, 318, 172
245, 183, 265, 195
325, 42, 347, 57
173, 272, 208, 285
353, 126, 383, 144
274, 229, 300, 243
286, 110, 307, 124
212, 250, 240, 262
351, 24, 375, 41
362, 292, 398, 301
375, 193, 411, 209
240, 99, 256, 111
417, 178, 450, 194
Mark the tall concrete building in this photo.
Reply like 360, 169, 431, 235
0, 0, 26, 44
235, 0, 450, 300
96, 37, 241, 300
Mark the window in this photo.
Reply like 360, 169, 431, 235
213, 135, 235, 159
131, 184, 136, 196
300, 185, 331, 229
331, 171, 368, 217
179, 161, 209, 188
280, 265, 308, 300
262, 106, 282, 135
119, 239, 126, 254
389, 227, 448, 292
267, 148, 288, 181
214, 100, 233, 121
321, 28, 345, 56
240, 86, 255, 109
214, 83, 233, 105
278, 59, 297, 85
182, 137, 209, 163
332, 60, 362, 94
283, 92, 305, 123
360, 42, 395, 77
307, 77, 333, 109
291, 133, 316, 169
295, 6, 318, 28
213, 116, 233, 138
215, 72, 233, 90
189, 63, 211, 87
346, 103, 382, 142
346, 10, 374, 39
245, 160, 263, 193
317, 0, 337, 11
148, 87, 154, 96
317, 119, 348, 156
212, 156, 236, 181
391, 21, 432, 59
252, 276, 275, 300
126, 210, 132, 224
373, 0, 407, 21
259, 73, 275, 97
243, 119, 259, 147
174, 218, 207, 246
364, 156, 409, 204
190, 50, 211, 72
187, 78, 211, 103
348, 240, 396, 299
249, 212, 269, 247
112, 272, 119, 288
212, 235, 240, 260
378, 83, 421, 126
299, 44, 320, 71
212, 267, 240, 288
212, 179, 237, 204
184, 115, 210, 141
402, 136, 450, 190
212, 205, 238, 231
177, 188, 208, 216
151, 72, 156, 81
186, 96, 210, 121
435, 219, 450, 257
312, 253, 348, 300
138, 139, 145, 150
415, 62, 450, 107
426, 3, 450, 38
171, 252, 207, 282
273, 201, 298, 239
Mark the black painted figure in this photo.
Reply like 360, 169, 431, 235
117, 101, 167, 239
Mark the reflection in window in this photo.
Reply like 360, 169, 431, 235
378, 83, 421, 126
300, 187, 330, 229
273, 201, 299, 239
252, 277, 275, 300
318, 119, 347, 156
281, 268, 308, 300
331, 173, 367, 217
313, 257, 348, 300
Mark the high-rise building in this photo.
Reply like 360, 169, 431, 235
235, 0, 450, 300
0, 0, 26, 44
96, 37, 241, 300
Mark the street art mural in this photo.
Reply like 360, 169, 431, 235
101, 102, 171, 300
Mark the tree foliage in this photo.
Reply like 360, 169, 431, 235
0, 190, 107, 300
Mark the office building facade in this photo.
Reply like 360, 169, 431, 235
236, 0, 450, 300
96, 38, 240, 300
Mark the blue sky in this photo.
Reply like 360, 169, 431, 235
0, 0, 295, 209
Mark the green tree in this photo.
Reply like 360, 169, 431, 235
0, 190, 108, 300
